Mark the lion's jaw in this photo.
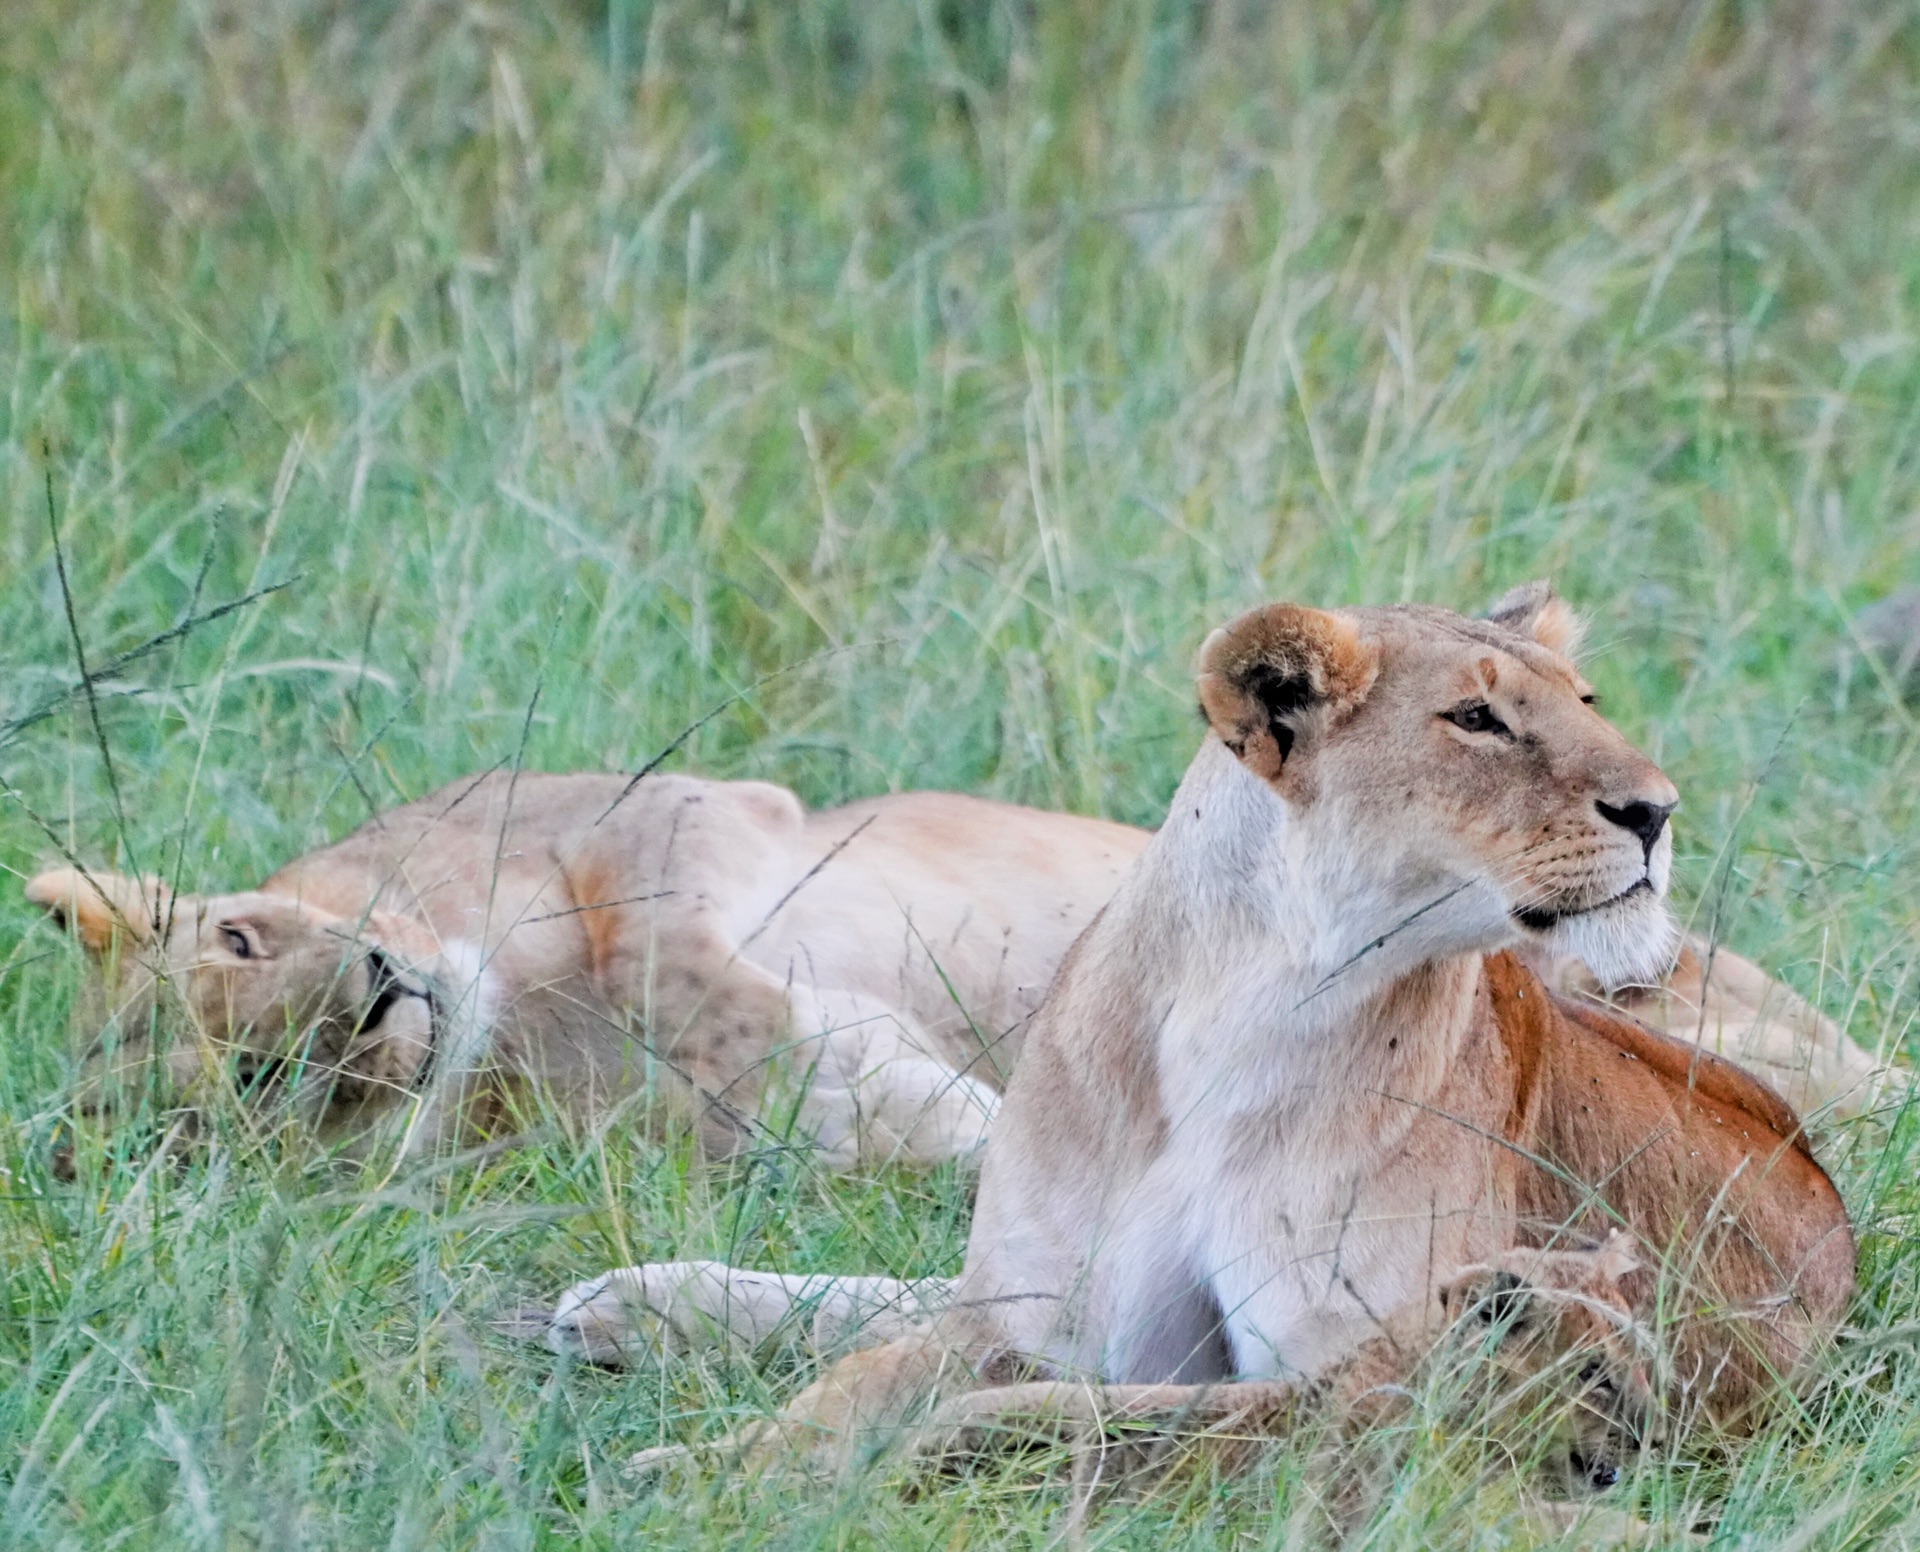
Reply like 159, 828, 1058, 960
1523, 842, 1676, 995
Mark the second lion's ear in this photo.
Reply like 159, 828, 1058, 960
1196, 604, 1378, 783
25, 868, 173, 953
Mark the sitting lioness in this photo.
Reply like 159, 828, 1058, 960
597, 589, 1854, 1477
26, 776, 1142, 1169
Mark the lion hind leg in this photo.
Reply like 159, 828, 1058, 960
621, 1326, 996, 1480
626, 1418, 791, 1481
626, 1348, 1307, 1486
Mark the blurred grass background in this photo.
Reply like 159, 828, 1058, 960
4, 1, 1920, 1545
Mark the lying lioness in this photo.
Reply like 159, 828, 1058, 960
584, 588, 1854, 1482
26, 776, 1141, 1168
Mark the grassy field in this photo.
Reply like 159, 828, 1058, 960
5, 1, 1920, 1545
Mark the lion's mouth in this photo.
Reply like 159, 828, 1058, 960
1512, 876, 1653, 933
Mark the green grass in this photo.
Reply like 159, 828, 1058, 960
5, 0, 1920, 1544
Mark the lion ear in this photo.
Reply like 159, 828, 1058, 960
1484, 579, 1586, 659
1439, 1267, 1535, 1330
1196, 604, 1378, 782
1592, 1228, 1642, 1283
24, 867, 173, 953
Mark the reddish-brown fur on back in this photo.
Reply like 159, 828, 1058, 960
1484, 952, 1853, 1424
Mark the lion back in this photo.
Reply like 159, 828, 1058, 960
1485, 952, 1855, 1424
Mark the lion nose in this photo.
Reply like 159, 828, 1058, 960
1596, 798, 1674, 859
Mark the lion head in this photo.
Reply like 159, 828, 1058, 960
24, 867, 442, 1165
1194, 581, 1678, 990
1431, 1233, 1657, 1495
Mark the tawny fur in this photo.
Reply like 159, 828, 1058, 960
26, 777, 1141, 1168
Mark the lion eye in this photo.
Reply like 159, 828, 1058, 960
1580, 693, 1599, 707
1442, 701, 1512, 739
222, 926, 255, 960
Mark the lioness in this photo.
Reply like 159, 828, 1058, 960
26, 776, 1141, 1169
599, 589, 1853, 1473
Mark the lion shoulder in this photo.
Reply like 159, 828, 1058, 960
1554, 979, 1810, 1158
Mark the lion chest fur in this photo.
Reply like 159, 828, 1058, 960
959, 744, 1537, 1383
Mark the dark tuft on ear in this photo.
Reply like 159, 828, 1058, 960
1195, 605, 1378, 782
1484, 579, 1585, 658
1441, 1266, 1534, 1330
1475, 1270, 1533, 1329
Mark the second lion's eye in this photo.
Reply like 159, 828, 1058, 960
222, 927, 254, 959
1442, 701, 1512, 739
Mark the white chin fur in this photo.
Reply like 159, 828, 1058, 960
1541, 892, 1678, 990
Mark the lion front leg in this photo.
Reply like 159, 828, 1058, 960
561, 779, 998, 1169
781, 986, 1000, 1169
545, 1259, 949, 1366
652, 971, 1001, 1170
